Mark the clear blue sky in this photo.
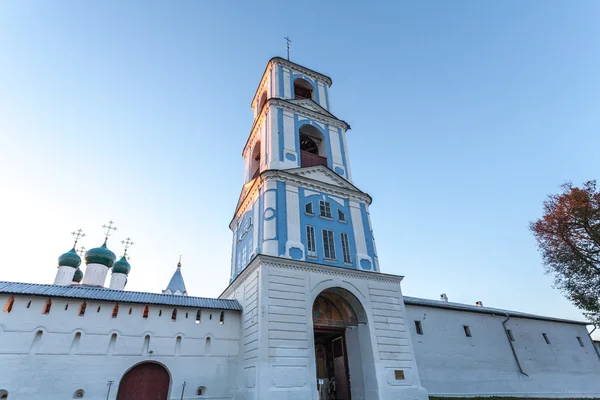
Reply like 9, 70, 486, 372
1, 1, 599, 327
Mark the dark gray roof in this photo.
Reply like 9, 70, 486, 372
164, 268, 187, 294
0, 281, 241, 310
403, 296, 588, 325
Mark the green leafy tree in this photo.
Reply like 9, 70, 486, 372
531, 180, 600, 325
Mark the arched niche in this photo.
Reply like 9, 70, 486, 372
116, 362, 171, 400
299, 124, 327, 167
294, 78, 314, 100
311, 287, 376, 400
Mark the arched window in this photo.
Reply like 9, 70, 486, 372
42, 298, 52, 314
195, 310, 201, 324
196, 386, 207, 396
258, 90, 267, 112
112, 304, 119, 318
299, 125, 327, 167
3, 296, 14, 313
171, 308, 177, 321
219, 311, 224, 325
204, 337, 211, 356
73, 389, 84, 398
78, 302, 87, 316
250, 140, 261, 180
142, 306, 149, 319
294, 78, 314, 100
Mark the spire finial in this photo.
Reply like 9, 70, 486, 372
71, 228, 86, 248
102, 220, 118, 244
76, 246, 86, 257
121, 237, 134, 259
284, 36, 291, 60
178, 255, 182, 268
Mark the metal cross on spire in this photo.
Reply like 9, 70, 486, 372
76, 246, 86, 257
71, 229, 86, 247
102, 220, 118, 243
121, 237, 134, 259
284, 36, 292, 60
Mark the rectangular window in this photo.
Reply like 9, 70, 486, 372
542, 333, 550, 344
463, 325, 472, 337
577, 336, 585, 347
319, 200, 332, 218
506, 329, 515, 341
306, 226, 317, 257
338, 209, 346, 222
415, 320, 423, 335
305, 202, 314, 215
322, 229, 336, 259
341, 233, 351, 263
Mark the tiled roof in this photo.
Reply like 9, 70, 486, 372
0, 281, 241, 310
403, 296, 588, 325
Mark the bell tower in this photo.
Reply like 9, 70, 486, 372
231, 57, 379, 282
222, 57, 428, 400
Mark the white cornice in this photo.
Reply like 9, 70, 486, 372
220, 254, 403, 298
230, 168, 372, 227
275, 58, 332, 87
263, 169, 371, 204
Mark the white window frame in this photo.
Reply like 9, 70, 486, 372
340, 232, 351, 264
322, 229, 336, 260
305, 202, 314, 215
319, 200, 332, 219
306, 226, 317, 257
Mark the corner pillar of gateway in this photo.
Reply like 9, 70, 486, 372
221, 255, 429, 400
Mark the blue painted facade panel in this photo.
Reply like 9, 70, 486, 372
298, 188, 359, 269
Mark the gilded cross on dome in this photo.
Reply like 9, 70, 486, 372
71, 229, 86, 247
102, 220, 117, 243
121, 237, 134, 259
76, 246, 86, 257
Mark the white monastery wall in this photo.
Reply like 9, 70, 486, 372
0, 294, 242, 400
405, 304, 600, 397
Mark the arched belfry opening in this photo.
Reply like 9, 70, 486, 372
294, 78, 314, 100
250, 140, 261, 180
258, 90, 267, 112
312, 287, 375, 400
116, 362, 170, 400
299, 124, 327, 168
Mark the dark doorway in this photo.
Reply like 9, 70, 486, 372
315, 328, 351, 400
116, 362, 170, 400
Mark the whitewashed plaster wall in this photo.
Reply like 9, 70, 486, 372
221, 255, 428, 400
405, 304, 600, 397
0, 294, 241, 400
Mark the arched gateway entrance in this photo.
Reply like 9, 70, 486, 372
116, 362, 170, 400
312, 287, 374, 400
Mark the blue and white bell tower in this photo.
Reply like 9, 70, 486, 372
230, 57, 379, 282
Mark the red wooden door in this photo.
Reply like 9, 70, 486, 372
117, 362, 170, 400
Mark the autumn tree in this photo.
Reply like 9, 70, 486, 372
531, 180, 600, 325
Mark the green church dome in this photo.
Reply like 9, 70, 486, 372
85, 243, 116, 267
72, 268, 83, 283
112, 256, 131, 275
58, 248, 81, 268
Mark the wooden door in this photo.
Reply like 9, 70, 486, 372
116, 362, 170, 400
332, 336, 350, 400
